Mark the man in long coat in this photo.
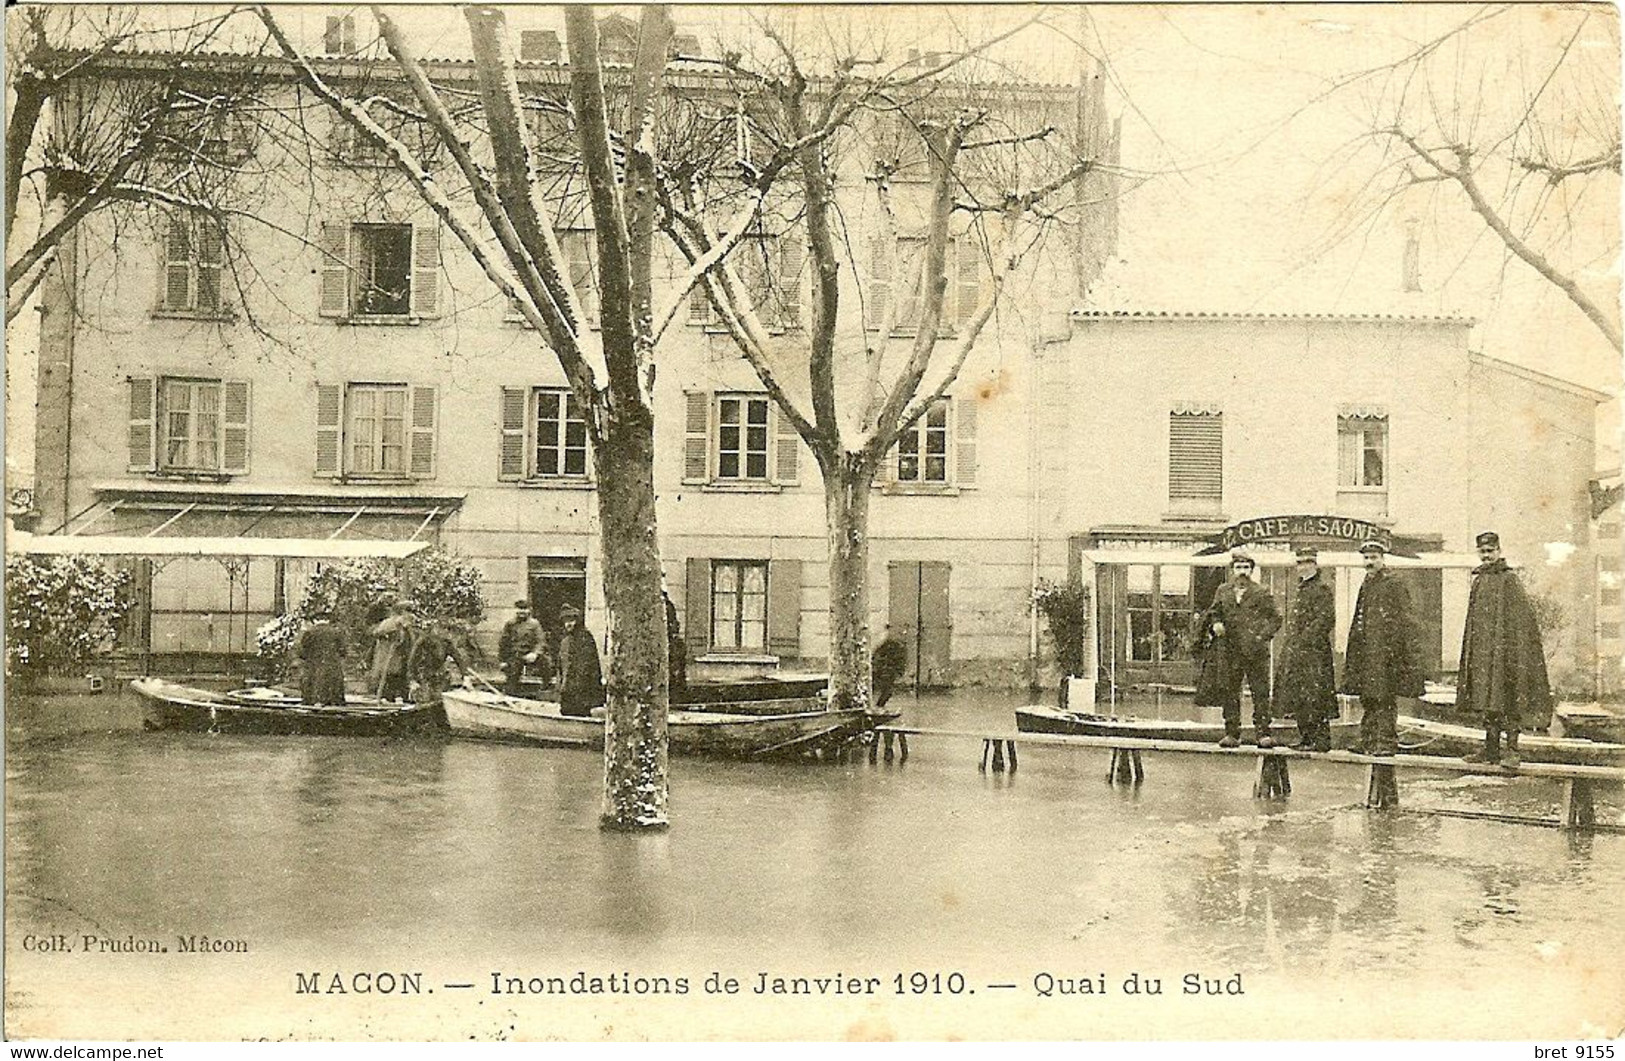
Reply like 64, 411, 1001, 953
1341, 540, 1425, 756
498, 599, 544, 696
1458, 531, 1552, 769
557, 604, 605, 718
1199, 551, 1282, 747
1276, 546, 1337, 752
294, 612, 347, 706
369, 600, 416, 702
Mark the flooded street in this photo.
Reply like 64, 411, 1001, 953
6, 688, 1623, 1040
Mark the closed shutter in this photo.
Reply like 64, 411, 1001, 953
315, 383, 343, 477
222, 380, 251, 475
499, 386, 528, 481
685, 557, 711, 653
954, 397, 977, 486
688, 275, 711, 327
954, 236, 980, 330
773, 404, 799, 485
1169, 412, 1223, 501
128, 377, 157, 472
410, 222, 440, 318
163, 217, 191, 311
766, 558, 802, 658
777, 236, 804, 329
318, 222, 350, 317
197, 219, 224, 314
682, 390, 710, 483
867, 235, 890, 330
409, 384, 438, 478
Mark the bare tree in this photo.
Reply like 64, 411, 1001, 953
660, 16, 1104, 711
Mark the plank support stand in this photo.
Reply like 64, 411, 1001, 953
1366, 762, 1400, 809
1108, 748, 1144, 786
980, 739, 1017, 774
1564, 778, 1596, 830
1253, 754, 1291, 800
883, 731, 897, 762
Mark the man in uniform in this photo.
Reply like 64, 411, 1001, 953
1458, 531, 1552, 770
1276, 545, 1337, 752
498, 598, 544, 696
1201, 550, 1282, 748
1341, 540, 1425, 756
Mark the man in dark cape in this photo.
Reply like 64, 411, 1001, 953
1275, 546, 1337, 752
871, 626, 909, 710
1197, 551, 1282, 747
1459, 531, 1552, 769
1341, 540, 1425, 756
557, 604, 605, 718
294, 612, 347, 706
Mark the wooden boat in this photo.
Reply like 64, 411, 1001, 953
441, 687, 884, 758
1395, 715, 1625, 767
1015, 704, 1362, 748
132, 677, 439, 737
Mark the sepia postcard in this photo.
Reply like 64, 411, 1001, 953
4, 1, 1622, 1045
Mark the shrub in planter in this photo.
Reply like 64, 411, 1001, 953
1034, 579, 1091, 678
6, 554, 132, 680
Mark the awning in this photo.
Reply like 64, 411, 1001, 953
8, 531, 429, 560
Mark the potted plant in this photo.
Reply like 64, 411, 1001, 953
1034, 580, 1093, 709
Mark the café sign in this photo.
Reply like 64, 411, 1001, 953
1199, 515, 1396, 555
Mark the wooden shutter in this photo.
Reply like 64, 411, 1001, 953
867, 235, 891, 331
409, 384, 438, 478
954, 236, 980, 330
128, 377, 157, 472
688, 275, 712, 327
410, 222, 440, 318
197, 218, 224, 314
163, 216, 191, 311
766, 558, 802, 658
954, 397, 977, 487
682, 390, 710, 484
499, 387, 529, 481
777, 236, 804, 329
315, 383, 343, 477
222, 380, 251, 475
318, 222, 350, 318
773, 404, 799, 486
685, 557, 711, 653
1169, 412, 1223, 501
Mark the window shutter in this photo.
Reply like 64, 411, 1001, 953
688, 276, 712, 327
1169, 411, 1223, 501
954, 397, 977, 487
685, 557, 711, 653
955, 237, 980, 330
315, 383, 342, 477
163, 217, 191, 311
766, 559, 802, 658
410, 222, 440, 318
773, 404, 799, 486
318, 222, 350, 318
777, 237, 804, 329
197, 219, 224, 314
867, 235, 891, 330
682, 390, 710, 484
222, 380, 251, 475
127, 377, 157, 472
499, 386, 528, 481
410, 384, 438, 478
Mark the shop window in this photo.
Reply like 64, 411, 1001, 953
711, 560, 768, 651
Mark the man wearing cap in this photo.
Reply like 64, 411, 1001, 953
557, 603, 605, 718
1199, 550, 1282, 748
1275, 546, 1337, 752
1458, 532, 1552, 769
498, 598, 544, 696
1342, 540, 1425, 756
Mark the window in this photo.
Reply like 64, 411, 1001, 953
127, 376, 250, 476
1338, 415, 1388, 487
533, 388, 589, 477
1169, 408, 1223, 508
689, 233, 803, 332
157, 213, 226, 316
324, 15, 356, 55
716, 395, 771, 481
897, 400, 949, 483
352, 224, 412, 317
319, 221, 439, 321
711, 560, 768, 652
315, 382, 437, 480
870, 235, 980, 336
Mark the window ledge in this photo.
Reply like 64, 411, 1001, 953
881, 482, 960, 497
513, 477, 595, 491
1336, 486, 1390, 494
330, 474, 421, 485
151, 309, 236, 323
700, 481, 782, 494
695, 653, 780, 666
337, 315, 422, 327
149, 470, 234, 484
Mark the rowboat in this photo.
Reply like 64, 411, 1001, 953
441, 687, 883, 758
1395, 715, 1625, 767
1014, 704, 1362, 748
132, 677, 439, 737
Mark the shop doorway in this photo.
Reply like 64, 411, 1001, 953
887, 560, 952, 691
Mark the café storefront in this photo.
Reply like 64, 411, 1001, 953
1070, 516, 1470, 699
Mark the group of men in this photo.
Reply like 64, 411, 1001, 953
496, 599, 604, 717
289, 599, 469, 707
1197, 531, 1551, 768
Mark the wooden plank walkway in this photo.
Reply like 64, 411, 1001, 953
871, 724, 1624, 830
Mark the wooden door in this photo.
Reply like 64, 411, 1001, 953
888, 561, 953, 691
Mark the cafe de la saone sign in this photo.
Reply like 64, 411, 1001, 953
1199, 515, 1398, 556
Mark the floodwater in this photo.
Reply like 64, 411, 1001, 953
5, 688, 1623, 1041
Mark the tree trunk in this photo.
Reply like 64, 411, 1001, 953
593, 408, 669, 831
824, 453, 876, 713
